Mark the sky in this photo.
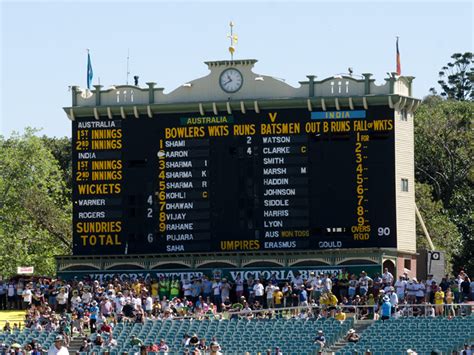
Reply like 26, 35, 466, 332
1, 0, 472, 138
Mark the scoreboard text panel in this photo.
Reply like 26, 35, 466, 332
72, 107, 396, 255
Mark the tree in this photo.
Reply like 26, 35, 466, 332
40, 136, 72, 200
431, 52, 473, 101
0, 129, 72, 277
415, 99, 474, 274
414, 100, 473, 205
415, 183, 462, 268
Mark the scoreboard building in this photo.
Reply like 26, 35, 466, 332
59, 59, 421, 281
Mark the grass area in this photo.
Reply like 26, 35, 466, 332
0, 311, 25, 329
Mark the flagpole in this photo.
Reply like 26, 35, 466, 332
396, 36, 401, 76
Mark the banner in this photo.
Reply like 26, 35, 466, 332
57, 264, 381, 282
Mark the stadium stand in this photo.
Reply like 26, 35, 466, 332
0, 317, 352, 354
339, 315, 474, 355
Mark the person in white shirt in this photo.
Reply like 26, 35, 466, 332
424, 275, 436, 303
323, 274, 333, 293
415, 280, 425, 304
48, 335, 69, 355
114, 292, 125, 314
22, 284, 32, 309
348, 275, 359, 299
394, 276, 407, 301
212, 279, 222, 306
389, 287, 398, 307
382, 268, 394, 287
182, 279, 192, 299
81, 288, 92, 305
292, 274, 304, 291
265, 283, 276, 309
358, 271, 372, 296
132, 294, 142, 310
406, 278, 417, 304
234, 274, 244, 299
70, 291, 82, 311
145, 294, 153, 315
253, 279, 264, 305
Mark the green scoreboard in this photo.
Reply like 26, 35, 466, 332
72, 107, 396, 255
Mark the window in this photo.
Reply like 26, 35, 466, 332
404, 259, 411, 270
400, 109, 408, 121
401, 178, 409, 192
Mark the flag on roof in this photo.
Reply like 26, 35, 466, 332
87, 50, 93, 89
396, 37, 401, 76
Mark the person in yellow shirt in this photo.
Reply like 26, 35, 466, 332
151, 279, 159, 299
132, 280, 142, 295
335, 308, 346, 322
273, 287, 284, 317
327, 291, 339, 316
434, 286, 445, 316
319, 292, 328, 309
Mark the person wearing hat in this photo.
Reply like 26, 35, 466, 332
406, 278, 417, 304
47, 335, 69, 355
314, 330, 326, 348
129, 335, 143, 347
381, 295, 392, 321
93, 333, 104, 347
345, 328, 360, 343
189, 334, 199, 347
88, 300, 99, 333
209, 341, 223, 355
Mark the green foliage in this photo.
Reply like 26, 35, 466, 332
40, 136, 72, 200
415, 183, 461, 268
0, 129, 72, 277
414, 100, 473, 204
415, 99, 474, 274
430, 52, 473, 101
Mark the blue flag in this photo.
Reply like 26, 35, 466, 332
87, 51, 93, 89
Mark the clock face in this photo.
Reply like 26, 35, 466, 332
219, 68, 243, 93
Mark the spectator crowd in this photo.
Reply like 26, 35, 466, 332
0, 268, 472, 353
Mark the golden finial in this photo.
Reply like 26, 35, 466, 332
227, 21, 238, 60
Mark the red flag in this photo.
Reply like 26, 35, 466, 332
396, 37, 401, 76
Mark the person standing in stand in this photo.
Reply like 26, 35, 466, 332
0, 281, 7, 310
212, 278, 222, 309
234, 273, 244, 300
382, 268, 394, 288
7, 281, 16, 310
22, 283, 33, 310
381, 295, 392, 321
253, 279, 265, 306
434, 285, 445, 316
265, 282, 276, 309
358, 271, 372, 297
348, 275, 358, 300
48, 335, 69, 355
393, 277, 404, 303
282, 282, 292, 308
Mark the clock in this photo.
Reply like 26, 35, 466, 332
219, 68, 243, 93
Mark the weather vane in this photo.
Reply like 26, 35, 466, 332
227, 21, 238, 60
